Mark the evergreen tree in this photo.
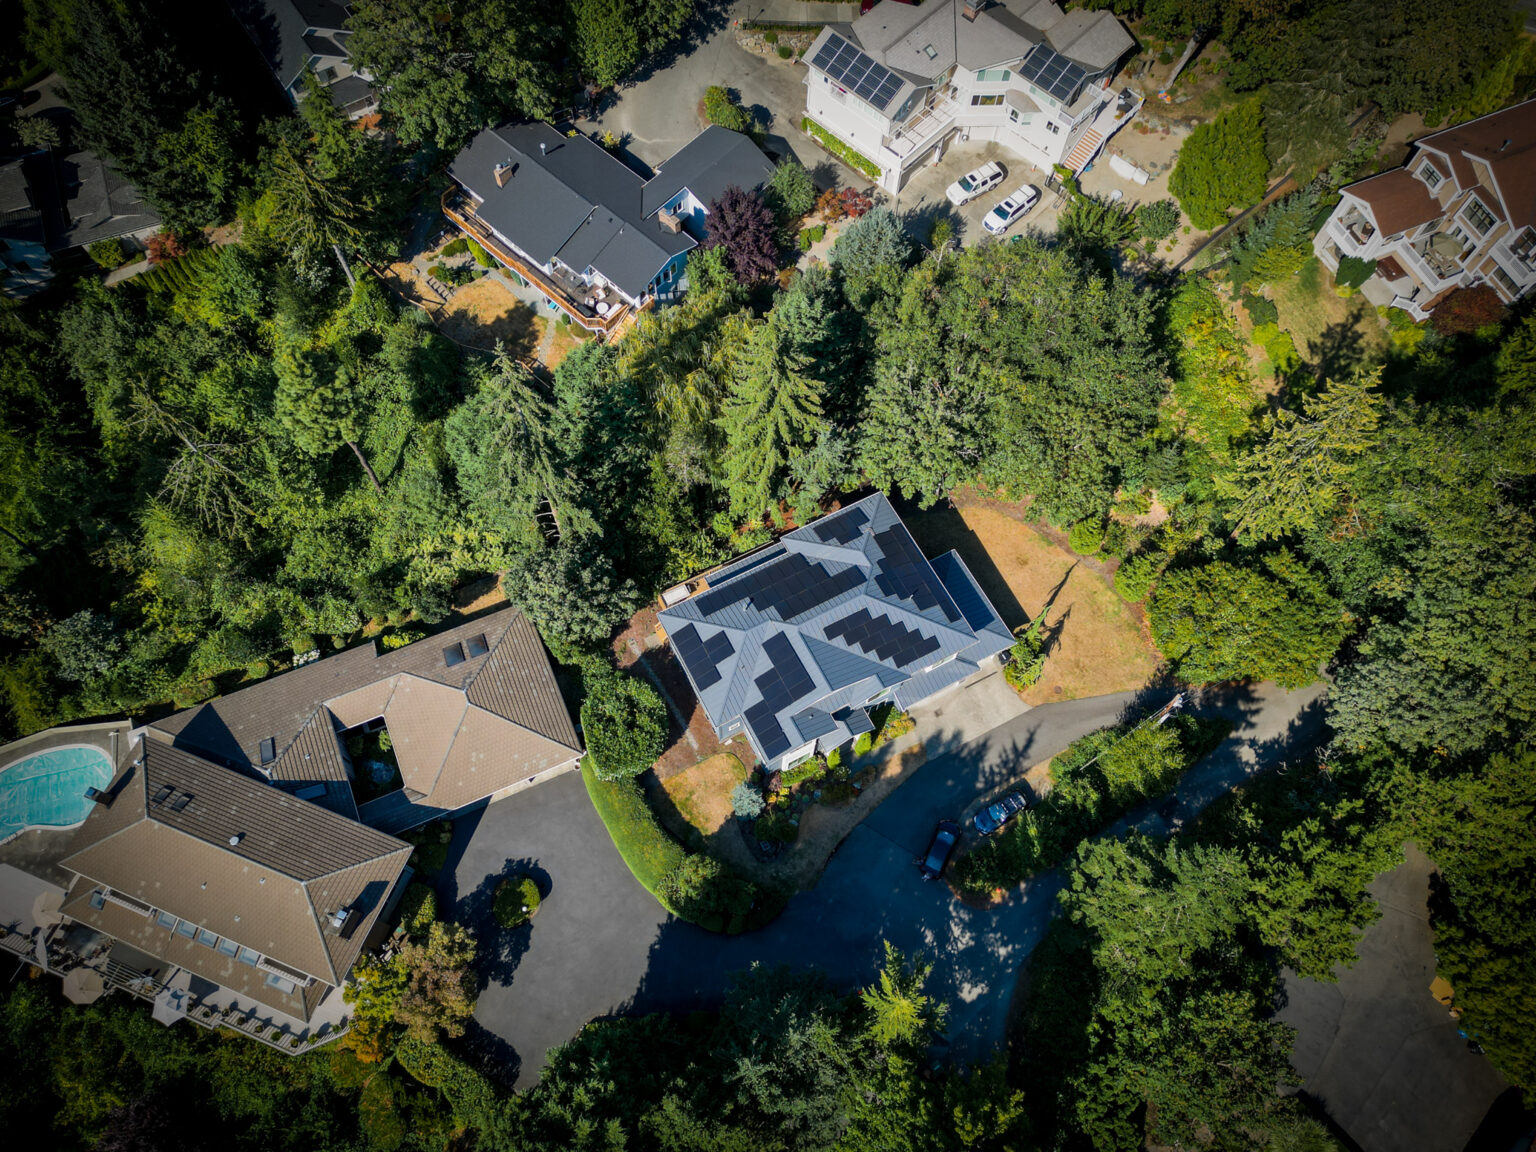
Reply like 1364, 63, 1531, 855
570, 0, 640, 88
274, 344, 382, 490
1169, 99, 1269, 230
721, 313, 825, 517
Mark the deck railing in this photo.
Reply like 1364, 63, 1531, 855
440, 189, 653, 337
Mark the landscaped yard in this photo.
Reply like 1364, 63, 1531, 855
660, 752, 748, 846
905, 494, 1159, 704
1268, 257, 1389, 372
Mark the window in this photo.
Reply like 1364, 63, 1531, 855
1511, 227, 1536, 264
174, 919, 197, 939
197, 927, 219, 948
442, 642, 466, 667
1491, 265, 1520, 297
970, 94, 1003, 106
259, 737, 276, 765
89, 889, 105, 910
216, 936, 238, 958
1462, 198, 1496, 237
924, 44, 938, 60
975, 68, 1011, 82
236, 946, 261, 967
1418, 161, 1443, 190
465, 633, 489, 658
1046, 120, 1061, 135
1009, 109, 1032, 125
155, 910, 177, 930
264, 972, 298, 994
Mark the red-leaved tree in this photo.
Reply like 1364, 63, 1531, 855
1430, 285, 1506, 336
705, 185, 778, 283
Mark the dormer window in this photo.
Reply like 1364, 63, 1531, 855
1418, 160, 1443, 191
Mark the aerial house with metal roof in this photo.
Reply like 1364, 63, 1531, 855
658, 493, 1012, 774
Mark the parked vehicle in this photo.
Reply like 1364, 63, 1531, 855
972, 791, 1028, 835
919, 820, 963, 879
945, 161, 1004, 206
982, 185, 1040, 234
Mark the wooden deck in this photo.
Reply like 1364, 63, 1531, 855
441, 190, 652, 338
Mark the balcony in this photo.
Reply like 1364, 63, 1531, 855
441, 189, 651, 338
1334, 209, 1377, 252
885, 97, 959, 160
1408, 231, 1470, 285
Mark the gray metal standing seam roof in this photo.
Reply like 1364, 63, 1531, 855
659, 493, 1013, 767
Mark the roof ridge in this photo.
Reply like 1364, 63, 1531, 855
393, 671, 472, 797
298, 879, 341, 984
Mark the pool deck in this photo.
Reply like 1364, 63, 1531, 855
0, 720, 130, 887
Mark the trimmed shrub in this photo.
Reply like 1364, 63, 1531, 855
797, 224, 826, 250
440, 237, 469, 257
1136, 198, 1181, 242
777, 44, 793, 58
1068, 518, 1106, 555
381, 628, 426, 650
657, 855, 756, 933
1114, 551, 1163, 602
466, 237, 494, 267
581, 667, 667, 780
852, 732, 874, 756
493, 875, 541, 928
756, 809, 798, 844
704, 85, 751, 133
397, 882, 437, 936
580, 756, 686, 896
779, 758, 825, 789
763, 30, 779, 43
1242, 292, 1279, 327
86, 238, 130, 269
1335, 255, 1377, 289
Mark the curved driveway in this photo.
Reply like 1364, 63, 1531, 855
450, 681, 1326, 1086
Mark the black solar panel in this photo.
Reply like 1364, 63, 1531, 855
812, 32, 904, 112
746, 701, 791, 759
825, 607, 941, 667
872, 525, 961, 622
1019, 42, 1087, 104
812, 506, 870, 545
671, 623, 722, 690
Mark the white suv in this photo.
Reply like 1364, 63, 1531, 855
982, 184, 1040, 235
945, 161, 1004, 206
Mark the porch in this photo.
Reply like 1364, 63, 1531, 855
441, 189, 651, 338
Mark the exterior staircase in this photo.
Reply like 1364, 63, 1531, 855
1065, 128, 1105, 174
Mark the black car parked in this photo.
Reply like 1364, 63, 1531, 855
919, 820, 963, 880
972, 792, 1028, 836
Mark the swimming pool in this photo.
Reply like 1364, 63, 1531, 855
0, 744, 116, 841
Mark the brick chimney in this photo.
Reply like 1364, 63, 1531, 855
494, 161, 513, 188
962, 0, 983, 21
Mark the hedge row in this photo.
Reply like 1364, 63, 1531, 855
134, 247, 221, 294
580, 755, 686, 899
800, 116, 882, 182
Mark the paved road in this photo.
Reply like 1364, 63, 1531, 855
1278, 844, 1509, 1152
454, 679, 1325, 1085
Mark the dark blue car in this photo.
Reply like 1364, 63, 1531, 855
920, 820, 963, 880
972, 792, 1028, 836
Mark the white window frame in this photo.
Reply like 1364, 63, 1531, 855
1417, 160, 1443, 190
1459, 196, 1496, 238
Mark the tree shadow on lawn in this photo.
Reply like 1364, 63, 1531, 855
899, 498, 1030, 630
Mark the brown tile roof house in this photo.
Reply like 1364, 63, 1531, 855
26, 605, 581, 1037
60, 743, 410, 1022
149, 605, 583, 832
1314, 99, 1536, 321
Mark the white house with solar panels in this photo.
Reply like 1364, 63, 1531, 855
657, 493, 1013, 774
802, 0, 1140, 194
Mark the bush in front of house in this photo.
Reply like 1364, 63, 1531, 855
800, 116, 882, 181
1335, 255, 1377, 290
466, 237, 494, 267
493, 874, 541, 928
768, 158, 818, 221
731, 781, 765, 819
704, 86, 751, 133
581, 666, 667, 780
86, 238, 130, 269
440, 237, 469, 257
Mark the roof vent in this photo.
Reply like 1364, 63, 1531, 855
1501, 138, 1512, 152
229, 833, 243, 847
494, 160, 514, 187
330, 907, 351, 931
540, 141, 547, 155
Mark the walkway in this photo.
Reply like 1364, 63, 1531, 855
456, 679, 1325, 1085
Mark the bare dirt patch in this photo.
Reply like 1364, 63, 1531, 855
434, 277, 541, 357
905, 493, 1158, 703
661, 753, 749, 839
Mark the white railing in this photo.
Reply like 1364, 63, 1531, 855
1399, 240, 1465, 291
886, 98, 959, 159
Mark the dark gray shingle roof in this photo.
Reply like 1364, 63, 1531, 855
641, 125, 777, 216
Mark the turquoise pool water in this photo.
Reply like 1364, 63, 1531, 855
0, 744, 115, 841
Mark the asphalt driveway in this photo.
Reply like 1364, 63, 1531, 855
453, 681, 1326, 1085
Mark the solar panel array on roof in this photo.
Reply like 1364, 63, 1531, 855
824, 607, 941, 668
811, 506, 870, 545
873, 525, 961, 622
671, 623, 734, 690
810, 33, 904, 112
693, 553, 865, 622
1019, 42, 1088, 103
744, 633, 818, 759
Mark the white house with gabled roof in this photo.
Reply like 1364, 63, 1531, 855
801, 0, 1140, 194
